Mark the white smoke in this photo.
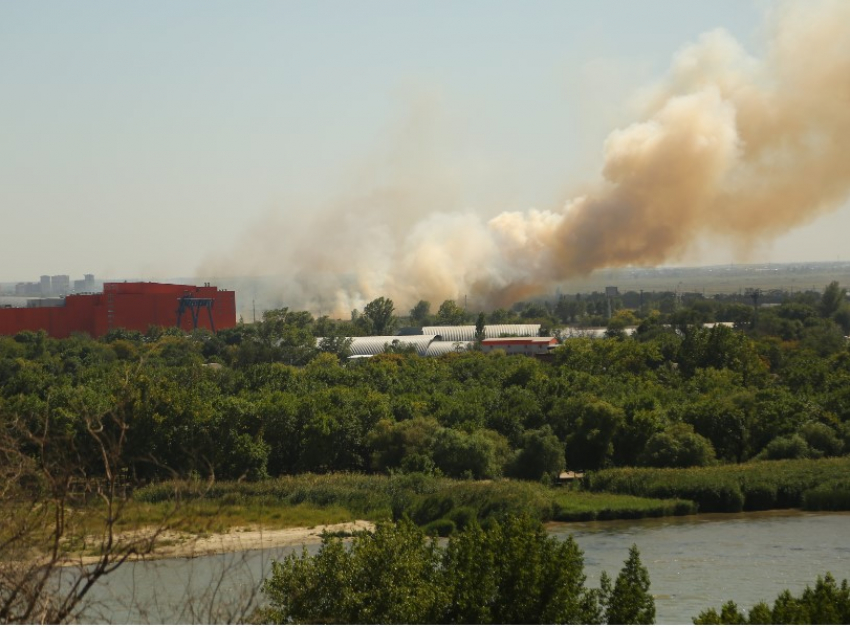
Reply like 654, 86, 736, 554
202, 0, 850, 316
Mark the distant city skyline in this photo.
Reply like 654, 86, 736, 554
3, 1, 849, 307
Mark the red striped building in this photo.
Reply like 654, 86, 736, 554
480, 336, 558, 356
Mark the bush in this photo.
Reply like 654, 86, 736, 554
741, 481, 778, 511
760, 434, 812, 461
447, 506, 478, 531
586, 458, 850, 513
423, 518, 456, 537
802, 479, 850, 511
411, 495, 455, 526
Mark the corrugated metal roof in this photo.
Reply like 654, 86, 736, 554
554, 326, 640, 338
424, 340, 473, 357
481, 337, 557, 345
325, 335, 437, 357
422, 324, 541, 342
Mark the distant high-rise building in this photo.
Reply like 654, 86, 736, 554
16, 282, 41, 296
73, 274, 97, 293
51, 275, 70, 296
40, 275, 51, 296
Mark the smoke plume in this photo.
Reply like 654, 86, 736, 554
202, 0, 850, 316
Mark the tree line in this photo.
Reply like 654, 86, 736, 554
1, 282, 849, 486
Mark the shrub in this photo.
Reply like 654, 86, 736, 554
423, 518, 456, 537
586, 458, 850, 513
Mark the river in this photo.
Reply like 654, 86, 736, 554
73, 510, 849, 624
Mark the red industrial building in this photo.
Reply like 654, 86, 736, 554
0, 282, 236, 338
479, 336, 559, 356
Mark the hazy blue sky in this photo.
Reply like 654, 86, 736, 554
2, 0, 845, 284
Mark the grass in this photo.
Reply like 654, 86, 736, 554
586, 457, 850, 513
131, 473, 695, 533
551, 492, 696, 521
72, 499, 358, 538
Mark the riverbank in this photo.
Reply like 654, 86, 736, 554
68, 510, 850, 625
151, 519, 376, 559
68, 519, 375, 566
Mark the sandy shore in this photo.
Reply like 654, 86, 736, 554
67, 520, 375, 566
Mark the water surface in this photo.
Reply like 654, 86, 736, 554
75, 510, 850, 624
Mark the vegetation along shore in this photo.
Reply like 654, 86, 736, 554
3, 282, 850, 622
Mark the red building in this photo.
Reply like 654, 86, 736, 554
479, 336, 559, 356
0, 282, 236, 338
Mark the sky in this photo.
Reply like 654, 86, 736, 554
2, 1, 849, 299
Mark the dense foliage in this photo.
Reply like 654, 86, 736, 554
586, 458, 850, 513
260, 515, 654, 624
695, 573, 850, 624
134, 473, 696, 528
1, 283, 849, 503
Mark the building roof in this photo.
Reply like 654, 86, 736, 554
316, 335, 438, 357
481, 336, 558, 346
424, 340, 473, 357
422, 324, 541, 342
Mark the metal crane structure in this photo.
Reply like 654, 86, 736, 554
176, 294, 216, 333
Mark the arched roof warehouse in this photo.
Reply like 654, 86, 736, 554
421, 324, 541, 342
316, 335, 438, 357
424, 340, 473, 357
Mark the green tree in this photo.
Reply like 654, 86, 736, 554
436, 299, 468, 325
475, 312, 486, 342
638, 423, 716, 468
431, 428, 508, 479
360, 297, 397, 336
604, 545, 656, 625
317, 335, 353, 361
409, 300, 431, 326
820, 281, 845, 318
695, 573, 850, 624
261, 515, 617, 625
368, 417, 440, 473
553, 396, 625, 470
509, 426, 565, 480
262, 520, 444, 624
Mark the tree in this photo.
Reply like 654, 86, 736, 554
0, 398, 172, 623
409, 300, 431, 326
431, 428, 508, 479
820, 281, 845, 318
260, 515, 632, 624
604, 545, 656, 625
368, 417, 440, 473
261, 520, 444, 625
475, 312, 486, 342
317, 335, 353, 361
435, 299, 468, 325
638, 423, 716, 468
695, 573, 850, 624
553, 396, 625, 470
361, 297, 397, 336
509, 426, 565, 480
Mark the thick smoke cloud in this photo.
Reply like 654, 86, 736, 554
202, 0, 850, 317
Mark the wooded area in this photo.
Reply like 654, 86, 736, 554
2, 282, 850, 622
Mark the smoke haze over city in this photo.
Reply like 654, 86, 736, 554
2, 1, 849, 315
